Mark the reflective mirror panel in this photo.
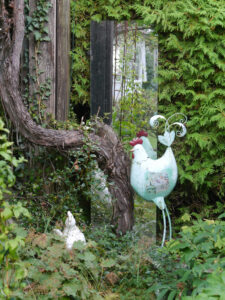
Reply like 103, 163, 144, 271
112, 21, 158, 240
91, 21, 158, 241
112, 21, 158, 141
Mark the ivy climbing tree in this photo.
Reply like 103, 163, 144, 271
0, 0, 134, 234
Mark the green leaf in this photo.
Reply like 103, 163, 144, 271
100, 258, 116, 268
0, 151, 11, 161
184, 249, 198, 263
218, 212, 225, 219
34, 31, 42, 41
63, 282, 79, 297
42, 36, 51, 42
214, 235, 225, 249
15, 265, 27, 281
1, 206, 13, 220
84, 251, 96, 262
8, 239, 19, 250
13, 204, 30, 219
181, 213, 191, 222
168, 290, 177, 300
60, 263, 77, 278
91, 14, 102, 22
157, 288, 169, 300
73, 240, 86, 251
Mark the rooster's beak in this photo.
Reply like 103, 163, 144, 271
130, 148, 134, 152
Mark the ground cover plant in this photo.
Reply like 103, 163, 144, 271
0, 118, 30, 298
1, 116, 225, 299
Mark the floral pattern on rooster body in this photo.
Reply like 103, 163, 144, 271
146, 172, 169, 194
130, 141, 178, 202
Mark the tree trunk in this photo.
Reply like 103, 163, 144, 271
0, 0, 134, 234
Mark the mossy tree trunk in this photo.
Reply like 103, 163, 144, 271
0, 0, 134, 234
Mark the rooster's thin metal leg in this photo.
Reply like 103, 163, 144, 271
165, 205, 172, 241
161, 209, 167, 247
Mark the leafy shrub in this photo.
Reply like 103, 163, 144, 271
112, 90, 157, 152
0, 118, 30, 299
21, 232, 105, 299
145, 218, 225, 299
183, 270, 225, 299
13, 122, 110, 231
0, 202, 30, 299
0, 118, 23, 199
21, 225, 158, 300
14, 147, 84, 232
134, 0, 225, 213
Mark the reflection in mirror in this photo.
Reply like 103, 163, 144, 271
91, 167, 113, 227
112, 21, 158, 142
112, 21, 158, 240
91, 21, 158, 241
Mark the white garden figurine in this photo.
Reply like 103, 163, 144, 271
53, 211, 86, 250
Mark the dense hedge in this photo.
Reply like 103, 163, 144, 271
135, 0, 225, 211
71, 0, 225, 216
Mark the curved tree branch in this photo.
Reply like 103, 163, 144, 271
0, 0, 134, 234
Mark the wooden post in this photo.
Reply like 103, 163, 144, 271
28, 0, 70, 122
56, 0, 70, 121
90, 21, 114, 124
29, 0, 56, 119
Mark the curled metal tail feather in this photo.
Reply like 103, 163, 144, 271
149, 113, 187, 146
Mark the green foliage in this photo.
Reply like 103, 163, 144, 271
0, 118, 30, 299
23, 0, 53, 125
0, 119, 24, 200
86, 218, 225, 299
112, 22, 157, 150
21, 232, 105, 299
183, 270, 225, 299
143, 218, 225, 299
134, 0, 225, 205
13, 122, 110, 231
112, 89, 157, 152
71, 0, 225, 219
2, 214, 225, 299
0, 129, 14, 199
25, 0, 52, 42
70, 0, 142, 105
0, 202, 30, 299
20, 224, 157, 299
2, 0, 225, 296
13, 147, 83, 232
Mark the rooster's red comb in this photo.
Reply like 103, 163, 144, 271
129, 138, 143, 147
136, 130, 148, 137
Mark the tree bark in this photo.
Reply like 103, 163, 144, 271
0, 0, 134, 234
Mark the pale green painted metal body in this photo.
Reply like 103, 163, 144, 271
141, 136, 157, 160
130, 145, 177, 210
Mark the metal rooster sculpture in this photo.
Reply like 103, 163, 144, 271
130, 113, 187, 246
